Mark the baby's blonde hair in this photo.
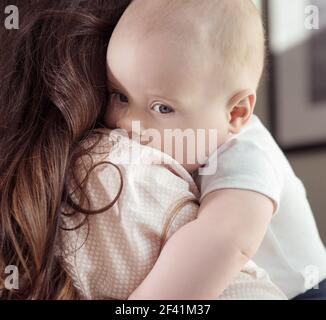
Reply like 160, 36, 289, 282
209, 0, 266, 91
122, 0, 265, 92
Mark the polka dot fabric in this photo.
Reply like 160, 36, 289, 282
57, 130, 287, 300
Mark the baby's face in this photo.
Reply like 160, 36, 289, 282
105, 31, 230, 172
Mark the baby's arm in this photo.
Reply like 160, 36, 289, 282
128, 188, 273, 299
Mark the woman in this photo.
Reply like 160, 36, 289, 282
0, 0, 132, 299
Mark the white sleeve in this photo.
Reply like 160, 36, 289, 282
198, 137, 284, 215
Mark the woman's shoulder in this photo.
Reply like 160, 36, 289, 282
80, 128, 163, 166
79, 128, 200, 198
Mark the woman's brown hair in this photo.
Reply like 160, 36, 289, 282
0, 0, 131, 299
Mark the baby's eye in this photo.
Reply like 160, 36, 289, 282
151, 103, 174, 114
110, 91, 129, 104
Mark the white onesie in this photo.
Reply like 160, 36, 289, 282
195, 114, 326, 299
57, 129, 286, 300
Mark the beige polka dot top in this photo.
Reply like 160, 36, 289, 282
57, 129, 200, 299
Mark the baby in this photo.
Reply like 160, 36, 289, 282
58, 0, 286, 299
102, 0, 326, 299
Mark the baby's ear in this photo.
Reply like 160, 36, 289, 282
227, 90, 256, 134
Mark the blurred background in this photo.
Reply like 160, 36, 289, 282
253, 0, 326, 244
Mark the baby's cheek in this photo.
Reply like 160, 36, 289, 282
104, 106, 117, 129
192, 129, 219, 163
